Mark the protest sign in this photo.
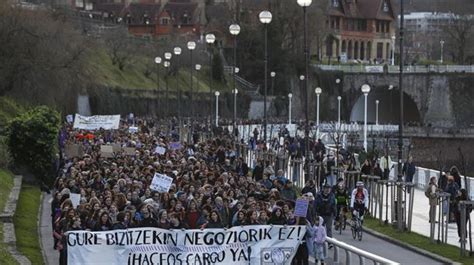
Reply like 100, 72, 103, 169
66, 225, 305, 265
294, 199, 309, 218
66, 115, 74, 124
73, 114, 120, 130
154, 146, 166, 155
128, 126, 138, 133
170, 142, 182, 150
100, 145, 114, 158
70, 193, 81, 209
150, 173, 173, 193
123, 147, 136, 156
65, 144, 83, 158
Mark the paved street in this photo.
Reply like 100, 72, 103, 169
39, 193, 59, 265
324, 228, 441, 265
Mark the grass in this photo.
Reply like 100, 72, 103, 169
13, 184, 43, 265
0, 169, 18, 265
87, 48, 232, 92
365, 217, 474, 264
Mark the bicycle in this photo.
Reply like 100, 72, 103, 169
335, 205, 348, 235
351, 209, 363, 241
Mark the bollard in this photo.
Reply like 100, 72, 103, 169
407, 183, 415, 232
461, 202, 467, 256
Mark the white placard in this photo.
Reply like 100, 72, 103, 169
129, 126, 138, 133
73, 114, 120, 130
154, 146, 166, 155
70, 193, 81, 209
150, 173, 173, 193
66, 115, 74, 123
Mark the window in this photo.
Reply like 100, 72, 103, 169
161, 17, 169, 25
332, 0, 339, 7
383, 1, 389, 12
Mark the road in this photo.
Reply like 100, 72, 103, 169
323, 226, 442, 265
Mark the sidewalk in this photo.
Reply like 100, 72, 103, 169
39, 193, 59, 265
378, 186, 472, 248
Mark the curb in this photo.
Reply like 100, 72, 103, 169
363, 226, 460, 265
38, 192, 48, 265
1, 175, 32, 265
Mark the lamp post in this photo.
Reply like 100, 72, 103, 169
187, 41, 196, 121
297, 0, 312, 165
376, 99, 380, 125
337, 96, 342, 126
164, 60, 171, 117
397, 0, 406, 232
361, 84, 371, 151
173, 47, 181, 121
440, 40, 445, 64
229, 23, 240, 138
270, 72, 276, 96
154, 56, 162, 90
336, 78, 341, 126
259, 10, 272, 143
391, 35, 396, 66
215, 91, 220, 126
315, 87, 322, 139
154, 56, 162, 117
205, 33, 216, 123
233, 88, 238, 131
288, 93, 293, 125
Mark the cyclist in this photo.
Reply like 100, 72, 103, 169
334, 179, 349, 229
350, 181, 369, 223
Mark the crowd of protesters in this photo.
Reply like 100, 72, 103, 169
51, 119, 340, 265
50, 117, 472, 264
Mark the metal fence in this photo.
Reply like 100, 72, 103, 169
315, 64, 474, 73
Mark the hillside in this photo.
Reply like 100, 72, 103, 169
86, 48, 232, 93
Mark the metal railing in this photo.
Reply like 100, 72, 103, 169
315, 64, 474, 73
326, 237, 400, 265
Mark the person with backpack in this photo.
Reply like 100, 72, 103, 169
315, 184, 336, 240
425, 176, 438, 223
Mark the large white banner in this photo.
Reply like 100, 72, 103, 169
67, 225, 306, 265
73, 114, 121, 130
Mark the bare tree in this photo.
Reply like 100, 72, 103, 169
442, 14, 474, 64
104, 29, 135, 71
0, 3, 90, 112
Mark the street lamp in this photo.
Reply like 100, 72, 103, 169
259, 10, 272, 143
336, 78, 341, 126
297, 0, 312, 166
206, 33, 216, 122
154, 56, 162, 91
233, 88, 238, 131
288, 93, 293, 125
164, 51, 172, 115
173, 47, 182, 120
337, 96, 342, 126
361, 84, 371, 151
376, 99, 380, 126
315, 87, 322, 139
440, 40, 445, 64
214, 91, 220, 126
187, 41, 196, 121
270, 71, 276, 96
388, 85, 394, 119
164, 60, 171, 117
229, 23, 240, 136
391, 35, 396, 66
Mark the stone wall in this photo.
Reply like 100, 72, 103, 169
411, 137, 474, 176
